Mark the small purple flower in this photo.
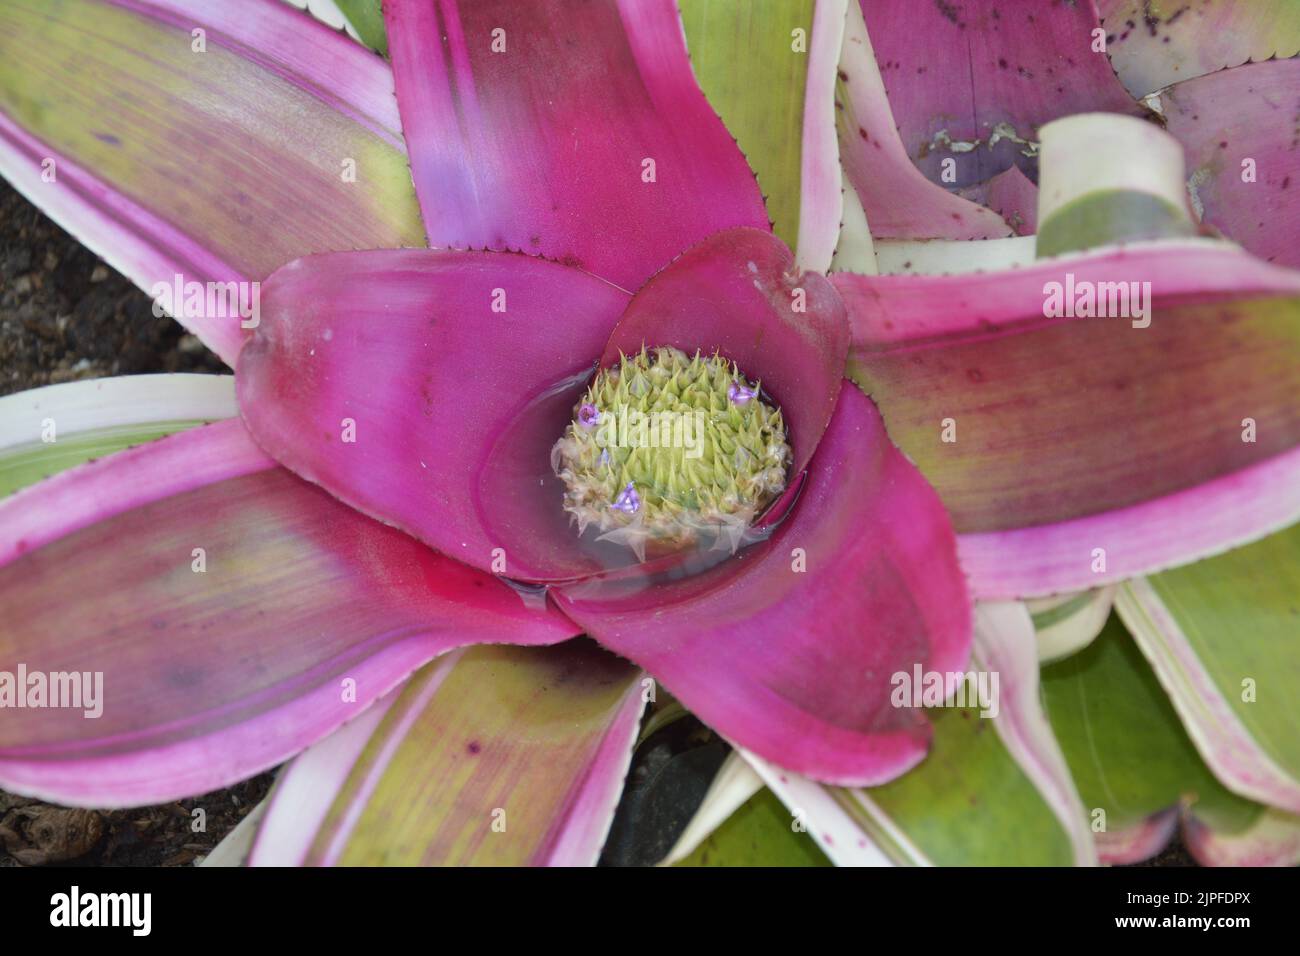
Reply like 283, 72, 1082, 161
599, 448, 611, 466
578, 403, 602, 428
611, 482, 640, 514
728, 381, 757, 405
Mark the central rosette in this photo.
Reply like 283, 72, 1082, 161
551, 346, 791, 559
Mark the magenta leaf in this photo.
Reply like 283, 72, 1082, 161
237, 248, 631, 583
857, 0, 1144, 188
556, 384, 972, 787
384, 0, 769, 291
0, 421, 576, 806
1164, 58, 1300, 269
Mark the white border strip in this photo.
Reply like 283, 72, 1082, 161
0, 374, 236, 450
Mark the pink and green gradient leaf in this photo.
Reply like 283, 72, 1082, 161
0, 420, 576, 807
1163, 58, 1300, 269
384, 0, 768, 292
250, 643, 643, 866
557, 385, 972, 788
857, 0, 1145, 189
840, 240, 1300, 598
1099, 0, 1300, 97
1115, 522, 1300, 816
678, 0, 845, 271
0, 374, 235, 497
1041, 613, 1300, 866
834, 0, 1012, 241
0, 0, 425, 365
745, 604, 1093, 866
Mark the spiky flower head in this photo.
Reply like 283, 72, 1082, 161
551, 346, 791, 560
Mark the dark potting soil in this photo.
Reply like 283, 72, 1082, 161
0, 182, 223, 397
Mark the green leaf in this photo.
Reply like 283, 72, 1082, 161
0, 424, 200, 498
0, 375, 235, 497
333, 0, 387, 55
747, 605, 1090, 865
674, 788, 829, 867
861, 711, 1074, 864
1042, 615, 1249, 833
1041, 611, 1300, 864
678, 0, 817, 252
1116, 523, 1300, 814
252, 642, 645, 866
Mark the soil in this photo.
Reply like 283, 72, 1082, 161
0, 777, 273, 867
0, 180, 1195, 867
0, 183, 223, 396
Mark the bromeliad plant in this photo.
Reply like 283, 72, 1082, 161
0, 0, 1298, 866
